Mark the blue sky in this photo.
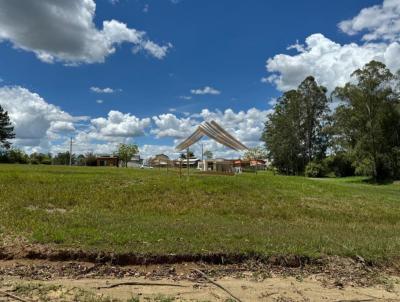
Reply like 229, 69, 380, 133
0, 0, 398, 158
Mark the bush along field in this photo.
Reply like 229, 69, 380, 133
0, 164, 399, 263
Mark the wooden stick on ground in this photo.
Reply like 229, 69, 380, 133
193, 269, 243, 302
97, 281, 187, 289
334, 299, 375, 302
0, 290, 32, 302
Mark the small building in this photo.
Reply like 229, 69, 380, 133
148, 154, 170, 167
96, 156, 119, 167
173, 158, 200, 168
198, 158, 235, 173
233, 159, 267, 172
121, 154, 144, 168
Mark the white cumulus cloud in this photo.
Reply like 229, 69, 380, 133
0, 0, 171, 65
90, 87, 115, 94
53, 111, 152, 155
0, 86, 152, 154
339, 0, 400, 42
190, 86, 221, 95
0, 86, 86, 148
151, 114, 197, 139
90, 110, 151, 139
264, 0, 400, 92
197, 108, 270, 144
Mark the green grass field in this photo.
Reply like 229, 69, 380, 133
0, 164, 399, 261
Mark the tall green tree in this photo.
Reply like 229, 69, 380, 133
29, 152, 51, 164
0, 105, 15, 149
243, 146, 267, 160
180, 151, 195, 159
117, 143, 139, 167
297, 76, 330, 161
333, 61, 400, 181
263, 90, 303, 174
84, 152, 97, 166
262, 76, 330, 174
203, 150, 213, 159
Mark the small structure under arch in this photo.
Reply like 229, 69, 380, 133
175, 120, 248, 174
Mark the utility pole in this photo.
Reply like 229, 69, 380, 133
69, 137, 73, 166
187, 148, 190, 178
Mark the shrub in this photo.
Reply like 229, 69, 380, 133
41, 158, 52, 165
305, 161, 326, 178
0, 150, 8, 163
324, 153, 355, 177
354, 158, 374, 177
7, 149, 29, 164
85, 152, 97, 166
30, 158, 39, 165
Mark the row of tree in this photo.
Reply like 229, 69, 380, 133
262, 61, 400, 181
0, 149, 100, 166
0, 144, 141, 168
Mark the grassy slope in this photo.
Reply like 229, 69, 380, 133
0, 164, 399, 260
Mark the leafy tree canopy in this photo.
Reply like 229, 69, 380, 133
243, 146, 267, 160
117, 143, 139, 167
333, 60, 400, 181
203, 150, 213, 159
262, 76, 330, 175
0, 105, 15, 150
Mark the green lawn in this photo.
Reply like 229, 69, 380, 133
0, 164, 399, 261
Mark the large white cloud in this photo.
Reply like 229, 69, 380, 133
0, 86, 86, 148
265, 0, 400, 92
90, 111, 151, 139
52, 112, 151, 154
197, 108, 270, 144
0, 86, 152, 154
151, 114, 197, 139
339, 0, 400, 42
0, 0, 171, 64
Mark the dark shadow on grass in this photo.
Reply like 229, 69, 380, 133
362, 178, 394, 185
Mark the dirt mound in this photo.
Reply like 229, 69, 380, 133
0, 237, 315, 266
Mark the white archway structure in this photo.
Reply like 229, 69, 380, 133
175, 120, 248, 151
175, 121, 248, 174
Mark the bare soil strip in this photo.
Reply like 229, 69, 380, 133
0, 259, 399, 301
1, 239, 400, 301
